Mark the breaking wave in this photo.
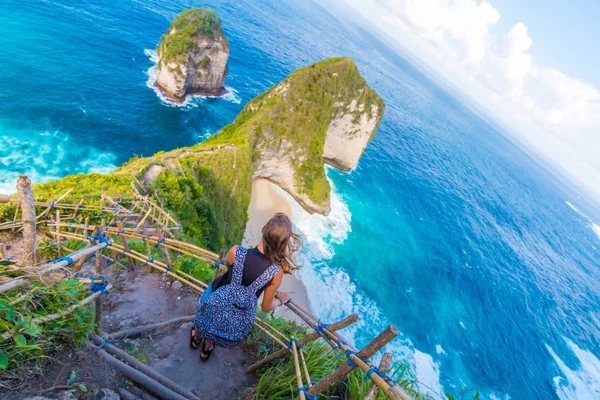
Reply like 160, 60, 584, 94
0, 129, 116, 193
144, 49, 241, 108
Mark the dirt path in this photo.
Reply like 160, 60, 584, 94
2, 258, 257, 399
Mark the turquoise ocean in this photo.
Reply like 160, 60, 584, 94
1, 1, 599, 398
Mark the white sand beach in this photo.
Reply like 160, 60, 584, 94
243, 179, 312, 322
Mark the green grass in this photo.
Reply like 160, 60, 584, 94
245, 313, 479, 400
158, 8, 226, 65
0, 279, 94, 374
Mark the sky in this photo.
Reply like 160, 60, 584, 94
322, 0, 600, 204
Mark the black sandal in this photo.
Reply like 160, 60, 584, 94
200, 340, 214, 362
190, 326, 201, 350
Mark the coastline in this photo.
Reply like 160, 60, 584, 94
242, 178, 312, 323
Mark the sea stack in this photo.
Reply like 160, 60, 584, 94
156, 8, 229, 101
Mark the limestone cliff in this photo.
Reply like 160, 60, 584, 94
156, 8, 229, 100
235, 57, 384, 215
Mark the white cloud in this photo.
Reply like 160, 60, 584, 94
336, 0, 600, 202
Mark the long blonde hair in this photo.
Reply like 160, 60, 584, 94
261, 213, 302, 274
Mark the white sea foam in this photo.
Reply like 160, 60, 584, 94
0, 130, 116, 193
144, 49, 241, 108
566, 201, 586, 218
566, 201, 600, 241
414, 350, 445, 398
546, 337, 600, 399
436, 344, 446, 355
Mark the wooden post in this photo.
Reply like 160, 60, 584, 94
144, 228, 152, 258
72, 199, 84, 219
117, 221, 134, 271
246, 313, 358, 374
212, 248, 226, 283
307, 326, 399, 397
94, 231, 103, 334
55, 210, 62, 258
11, 203, 19, 234
157, 230, 172, 272
17, 176, 37, 266
364, 353, 393, 400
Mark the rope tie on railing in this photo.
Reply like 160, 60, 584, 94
155, 238, 165, 248
90, 276, 109, 295
97, 335, 115, 349
297, 386, 316, 400
52, 256, 74, 266
74, 274, 109, 295
11, 221, 15, 225
145, 258, 154, 265
287, 337, 302, 351
345, 348, 360, 368
315, 321, 329, 336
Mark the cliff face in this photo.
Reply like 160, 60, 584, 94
156, 9, 229, 100
240, 58, 384, 214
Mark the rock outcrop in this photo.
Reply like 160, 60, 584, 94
244, 58, 384, 215
156, 8, 229, 100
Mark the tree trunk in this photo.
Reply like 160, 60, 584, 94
17, 176, 36, 266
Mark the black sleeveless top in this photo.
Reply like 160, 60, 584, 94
212, 247, 274, 297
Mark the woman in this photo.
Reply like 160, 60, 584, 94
190, 212, 302, 361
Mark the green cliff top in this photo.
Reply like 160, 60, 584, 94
158, 8, 227, 64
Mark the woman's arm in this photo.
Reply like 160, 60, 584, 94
225, 245, 237, 266
261, 269, 290, 312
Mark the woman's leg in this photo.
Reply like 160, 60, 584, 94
200, 339, 214, 361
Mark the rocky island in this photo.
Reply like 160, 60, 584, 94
155, 8, 229, 100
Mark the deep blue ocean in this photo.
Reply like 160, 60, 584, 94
1, 1, 599, 398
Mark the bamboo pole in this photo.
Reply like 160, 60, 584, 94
108, 315, 195, 340
291, 337, 306, 400
90, 345, 187, 400
117, 221, 134, 271
135, 207, 152, 231
94, 227, 103, 334
51, 222, 220, 265
56, 211, 62, 258
1, 283, 113, 340
144, 228, 152, 258
246, 313, 358, 373
364, 353, 394, 400
254, 322, 288, 350
306, 326, 404, 399
157, 230, 172, 272
212, 248, 226, 282
299, 348, 312, 391
17, 176, 37, 266
11, 202, 19, 234
89, 334, 200, 400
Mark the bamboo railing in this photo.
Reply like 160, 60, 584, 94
1, 184, 412, 400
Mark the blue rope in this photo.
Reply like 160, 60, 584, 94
345, 348, 360, 368
97, 336, 114, 349
287, 337, 302, 351
73, 274, 109, 295
316, 321, 329, 336
145, 258, 154, 265
297, 386, 316, 400
11, 221, 15, 225
155, 238, 165, 248
53, 256, 74, 266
